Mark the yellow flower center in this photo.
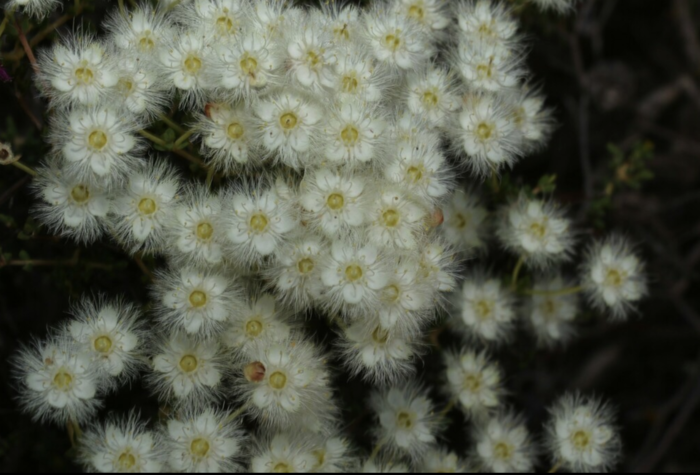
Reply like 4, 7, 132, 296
240, 55, 258, 76
464, 373, 482, 392
245, 319, 263, 337
138, 198, 157, 216
280, 112, 298, 130
340, 125, 359, 145
477, 62, 494, 79
184, 55, 202, 75
75, 67, 94, 84
117, 78, 134, 94
269, 371, 287, 389
408, 4, 425, 20
422, 90, 439, 107
407, 166, 423, 184
326, 193, 345, 211
384, 32, 402, 51
94, 336, 113, 354
117, 452, 137, 471
454, 213, 467, 229
216, 15, 234, 34
88, 130, 108, 150
606, 269, 623, 287
382, 209, 400, 228
70, 185, 90, 204
342, 74, 359, 93
179, 355, 198, 373
396, 411, 414, 429
227, 122, 244, 140
529, 221, 547, 238
541, 299, 557, 316
190, 438, 210, 458
307, 50, 322, 67
372, 326, 389, 344
475, 300, 493, 319
273, 463, 291, 473
53, 370, 73, 390
476, 122, 494, 141
494, 442, 512, 460
297, 257, 315, 275
196, 222, 214, 241
345, 264, 363, 282
138, 32, 155, 51
189, 290, 207, 308
383, 284, 400, 303
334, 24, 350, 41
572, 430, 590, 449
249, 213, 269, 233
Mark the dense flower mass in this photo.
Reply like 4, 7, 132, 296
13, 0, 639, 472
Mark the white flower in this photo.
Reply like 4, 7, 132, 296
581, 235, 647, 320
213, 29, 283, 97
377, 258, 432, 332
474, 412, 537, 473
457, 0, 519, 44
455, 38, 526, 93
441, 188, 489, 253
56, 106, 141, 184
391, 110, 443, 152
241, 338, 332, 430
38, 36, 117, 107
34, 164, 110, 244
364, 9, 434, 71
166, 406, 245, 473
507, 86, 554, 153
361, 459, 410, 473
332, 47, 387, 104
108, 54, 168, 119
455, 273, 516, 343
287, 26, 337, 92
309, 434, 353, 473
367, 189, 427, 250
420, 447, 468, 473
6, 0, 60, 20
255, 92, 323, 169
498, 196, 574, 268
416, 239, 458, 294
340, 320, 416, 384
320, 239, 390, 315
267, 233, 327, 309
150, 333, 224, 404
166, 187, 226, 266
111, 161, 180, 254
405, 65, 460, 128
299, 169, 369, 237
105, 3, 176, 57
392, 0, 451, 38
546, 394, 621, 473
383, 142, 450, 206
527, 276, 579, 347
454, 92, 523, 177
16, 336, 101, 425
64, 297, 143, 380
179, 0, 246, 38
79, 413, 165, 473
248, 0, 302, 39
222, 293, 292, 355
160, 29, 212, 107
226, 184, 297, 265
155, 267, 242, 338
324, 102, 387, 166
251, 432, 317, 473
445, 349, 503, 416
370, 382, 438, 459
318, 3, 362, 46
197, 102, 259, 172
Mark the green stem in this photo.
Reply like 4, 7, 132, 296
159, 113, 186, 134
225, 402, 250, 424
368, 438, 386, 464
118, 0, 126, 17
10, 161, 37, 177
522, 285, 584, 297
438, 398, 457, 418
511, 256, 525, 289
548, 461, 563, 473
0, 7, 16, 39
138, 129, 169, 148
173, 129, 195, 149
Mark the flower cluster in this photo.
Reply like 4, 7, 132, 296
13, 0, 641, 473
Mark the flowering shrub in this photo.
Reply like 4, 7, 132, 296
4, 0, 647, 472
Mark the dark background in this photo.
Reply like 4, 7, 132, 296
1, 0, 700, 472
